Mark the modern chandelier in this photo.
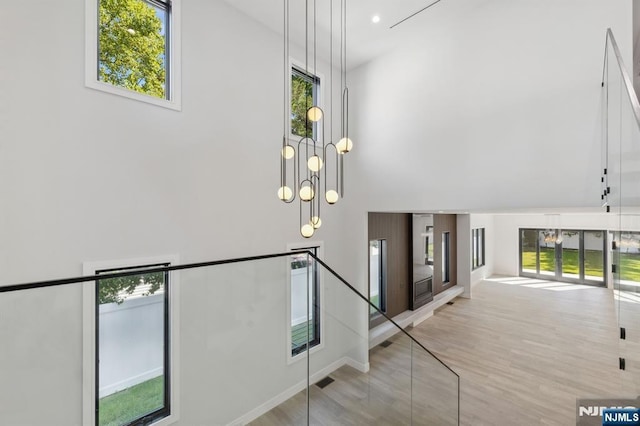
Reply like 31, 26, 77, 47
278, 0, 353, 238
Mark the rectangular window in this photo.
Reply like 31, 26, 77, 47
425, 226, 434, 265
291, 67, 320, 139
369, 239, 387, 315
86, 0, 181, 109
472, 228, 485, 270
83, 255, 179, 426
96, 264, 170, 426
290, 247, 320, 357
442, 232, 450, 284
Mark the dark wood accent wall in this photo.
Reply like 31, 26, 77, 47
368, 212, 412, 327
433, 214, 457, 295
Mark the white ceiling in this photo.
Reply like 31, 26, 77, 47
221, 0, 466, 70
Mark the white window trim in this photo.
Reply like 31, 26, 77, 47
85, 0, 182, 110
286, 242, 325, 365
82, 254, 181, 426
288, 58, 326, 145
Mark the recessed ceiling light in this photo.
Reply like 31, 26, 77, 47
372, 15, 381, 24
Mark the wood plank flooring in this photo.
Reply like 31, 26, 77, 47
251, 276, 638, 425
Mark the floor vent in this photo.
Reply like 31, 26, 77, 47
380, 340, 393, 348
316, 376, 335, 389
446, 301, 454, 305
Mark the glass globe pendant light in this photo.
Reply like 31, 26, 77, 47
277, 0, 353, 238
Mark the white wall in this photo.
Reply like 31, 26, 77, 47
456, 215, 472, 297
0, 0, 362, 287
0, 0, 366, 424
455, 214, 495, 298
348, 0, 630, 212
471, 214, 495, 290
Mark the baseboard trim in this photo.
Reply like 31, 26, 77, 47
369, 285, 464, 349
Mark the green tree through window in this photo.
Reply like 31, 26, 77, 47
98, 270, 164, 305
291, 69, 318, 138
99, 0, 168, 99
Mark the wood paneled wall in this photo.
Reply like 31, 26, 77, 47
368, 213, 412, 326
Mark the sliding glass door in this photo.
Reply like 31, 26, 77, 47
538, 230, 556, 277
519, 228, 606, 286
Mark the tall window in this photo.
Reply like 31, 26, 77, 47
472, 228, 485, 270
369, 239, 387, 316
442, 232, 451, 284
290, 247, 320, 357
86, 0, 181, 109
291, 67, 320, 139
96, 263, 170, 426
425, 226, 434, 265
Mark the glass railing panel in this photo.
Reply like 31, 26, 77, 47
0, 251, 459, 425
0, 281, 87, 425
178, 256, 309, 426
311, 262, 412, 425
411, 339, 459, 425
309, 258, 458, 425
605, 28, 640, 396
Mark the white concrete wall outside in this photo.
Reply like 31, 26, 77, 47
98, 293, 164, 398
291, 267, 314, 326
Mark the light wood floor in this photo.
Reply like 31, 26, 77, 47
251, 277, 639, 425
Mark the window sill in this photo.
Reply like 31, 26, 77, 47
85, 80, 182, 111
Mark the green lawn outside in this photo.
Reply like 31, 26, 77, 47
370, 294, 380, 315
522, 249, 640, 281
617, 252, 640, 282
99, 376, 164, 426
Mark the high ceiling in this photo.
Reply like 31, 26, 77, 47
221, 0, 473, 70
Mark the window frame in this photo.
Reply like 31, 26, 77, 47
286, 242, 324, 364
472, 228, 486, 270
82, 255, 180, 426
85, 0, 182, 110
369, 239, 387, 317
425, 226, 434, 265
288, 59, 325, 144
442, 232, 451, 284
518, 228, 607, 286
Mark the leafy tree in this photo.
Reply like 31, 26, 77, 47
99, 0, 166, 98
98, 271, 164, 305
291, 74, 313, 138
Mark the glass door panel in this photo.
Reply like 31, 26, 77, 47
521, 229, 538, 274
561, 230, 580, 280
619, 232, 640, 291
583, 231, 605, 283
538, 230, 556, 277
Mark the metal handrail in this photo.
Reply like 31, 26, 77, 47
603, 28, 640, 131
0, 249, 461, 381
